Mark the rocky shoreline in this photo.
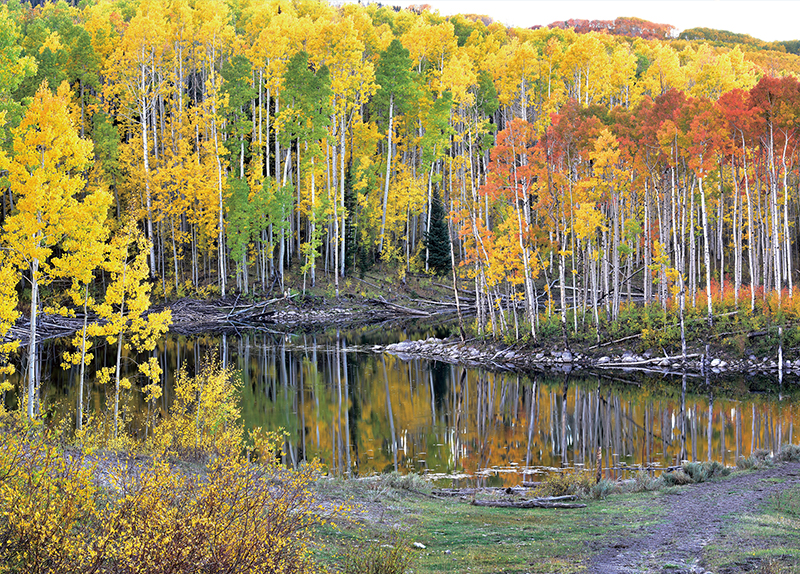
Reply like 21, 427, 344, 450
376, 337, 796, 379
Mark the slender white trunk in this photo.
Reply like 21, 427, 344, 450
699, 176, 713, 326
379, 94, 393, 253
782, 138, 792, 295
77, 285, 89, 431
26, 258, 39, 419
340, 115, 346, 278
141, 86, 156, 277
114, 258, 128, 440
740, 134, 756, 311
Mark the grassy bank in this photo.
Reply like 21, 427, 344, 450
315, 483, 661, 573
313, 454, 800, 574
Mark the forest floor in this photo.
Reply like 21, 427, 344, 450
314, 461, 800, 574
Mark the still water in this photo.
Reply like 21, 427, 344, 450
11, 325, 800, 486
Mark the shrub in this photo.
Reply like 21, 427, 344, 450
151, 359, 244, 460
681, 461, 730, 483
661, 469, 693, 486
778, 444, 800, 463
375, 471, 431, 495
0, 422, 98, 573
0, 360, 332, 574
737, 455, 759, 470
737, 452, 775, 471
590, 479, 620, 499
99, 452, 327, 574
535, 470, 596, 498
629, 471, 660, 492
340, 534, 415, 574
752, 448, 774, 462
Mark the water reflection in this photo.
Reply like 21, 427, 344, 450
6, 330, 799, 486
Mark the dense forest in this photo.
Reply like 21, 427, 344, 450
4, 0, 800, 413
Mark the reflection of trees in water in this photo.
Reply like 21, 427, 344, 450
24, 333, 800, 483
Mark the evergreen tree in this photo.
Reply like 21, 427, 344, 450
343, 163, 359, 272
424, 187, 450, 276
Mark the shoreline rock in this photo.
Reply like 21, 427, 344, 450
378, 337, 796, 379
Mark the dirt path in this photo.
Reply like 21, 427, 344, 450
588, 462, 800, 573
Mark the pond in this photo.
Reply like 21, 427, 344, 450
6, 324, 799, 486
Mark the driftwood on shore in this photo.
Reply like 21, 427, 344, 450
470, 496, 587, 509
371, 296, 432, 317
6, 314, 95, 346
435, 487, 587, 509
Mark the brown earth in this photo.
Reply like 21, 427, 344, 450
588, 462, 800, 573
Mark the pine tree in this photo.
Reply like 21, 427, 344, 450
424, 187, 451, 276
343, 164, 359, 273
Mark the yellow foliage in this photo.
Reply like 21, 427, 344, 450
152, 359, 243, 460
573, 203, 607, 242
0, 403, 330, 574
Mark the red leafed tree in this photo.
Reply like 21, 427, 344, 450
749, 76, 800, 298
481, 118, 544, 339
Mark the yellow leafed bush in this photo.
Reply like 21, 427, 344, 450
151, 358, 244, 460
0, 360, 331, 574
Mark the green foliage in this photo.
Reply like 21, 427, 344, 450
778, 444, 800, 463
280, 50, 332, 149
424, 187, 451, 276
343, 164, 362, 273
476, 70, 499, 117
373, 38, 416, 124
221, 53, 255, 165
226, 176, 254, 265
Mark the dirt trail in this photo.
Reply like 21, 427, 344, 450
588, 462, 800, 573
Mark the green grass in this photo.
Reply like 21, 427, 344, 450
315, 484, 663, 574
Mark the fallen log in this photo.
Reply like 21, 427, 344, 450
433, 486, 531, 497
588, 333, 641, 350
373, 297, 431, 317
410, 298, 458, 307
596, 353, 701, 368
470, 498, 586, 509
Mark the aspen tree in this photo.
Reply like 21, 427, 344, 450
374, 39, 416, 255
4, 81, 101, 420
55, 190, 112, 431
108, 0, 168, 278
95, 218, 171, 438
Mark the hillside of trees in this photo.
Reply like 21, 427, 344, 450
2, 0, 800, 360
543, 16, 676, 40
